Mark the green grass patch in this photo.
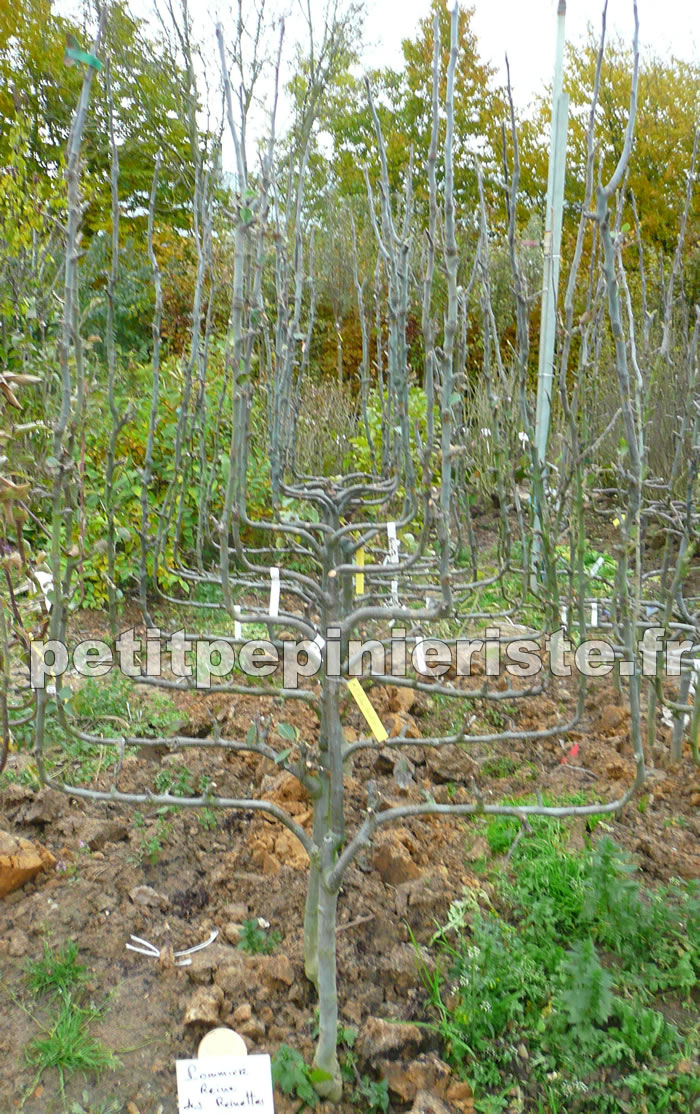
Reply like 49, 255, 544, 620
25, 940, 88, 999
21, 941, 118, 1102
481, 756, 520, 779
26, 996, 117, 1090
424, 815, 699, 1112
0, 674, 182, 793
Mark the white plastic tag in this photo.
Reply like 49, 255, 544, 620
269, 567, 280, 618
386, 522, 400, 608
589, 556, 604, 578
35, 569, 54, 611
387, 521, 399, 563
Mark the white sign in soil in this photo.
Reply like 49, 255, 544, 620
176, 1054, 275, 1112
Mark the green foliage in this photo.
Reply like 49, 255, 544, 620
26, 995, 118, 1090
520, 34, 700, 259
0, 0, 198, 230
25, 940, 88, 999
581, 835, 640, 939
60, 351, 274, 608
425, 821, 700, 1111
0, 685, 156, 790
560, 937, 613, 1027
336, 1025, 389, 1113
463, 568, 546, 632
0, 119, 61, 337
352, 1074, 389, 1113
74, 370, 198, 607
72, 673, 180, 738
198, 807, 218, 831
322, 0, 505, 215
154, 766, 195, 798
480, 755, 519, 779
22, 942, 117, 1094
271, 1044, 331, 1108
69, 1095, 121, 1114
237, 918, 282, 956
81, 235, 155, 361
346, 385, 438, 476
130, 810, 173, 865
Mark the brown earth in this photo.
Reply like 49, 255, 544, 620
1, 633, 699, 1113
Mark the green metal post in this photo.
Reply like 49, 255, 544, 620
533, 0, 569, 582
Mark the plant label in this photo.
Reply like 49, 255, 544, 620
346, 677, 388, 742
176, 1054, 275, 1113
269, 567, 280, 617
355, 545, 365, 595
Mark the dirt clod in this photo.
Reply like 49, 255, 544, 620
410, 1088, 456, 1114
184, 984, 224, 1025
378, 1051, 452, 1102
8, 928, 30, 958
129, 884, 169, 910
359, 1016, 424, 1061
372, 840, 422, 886
78, 817, 128, 851
0, 829, 55, 897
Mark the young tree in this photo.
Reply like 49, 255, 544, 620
31, 7, 695, 1106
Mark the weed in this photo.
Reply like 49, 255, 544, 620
198, 807, 218, 831
481, 705, 505, 729
3, 675, 183, 793
25, 940, 88, 999
237, 918, 281, 956
560, 936, 614, 1026
26, 996, 117, 1090
337, 1025, 389, 1113
71, 673, 179, 738
0, 762, 41, 791
69, 1095, 121, 1114
129, 810, 172, 865
350, 1073, 389, 1113
22, 942, 117, 1099
154, 765, 195, 798
271, 1044, 331, 1108
424, 824, 700, 1112
481, 755, 518, 779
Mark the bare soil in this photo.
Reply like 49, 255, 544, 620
1, 608, 699, 1114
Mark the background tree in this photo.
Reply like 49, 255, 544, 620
0, 0, 196, 229
519, 29, 700, 261
323, 0, 507, 217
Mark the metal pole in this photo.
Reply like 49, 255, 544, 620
532, 0, 569, 580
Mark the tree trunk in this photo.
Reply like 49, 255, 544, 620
312, 834, 342, 1100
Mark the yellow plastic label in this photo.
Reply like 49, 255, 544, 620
346, 678, 388, 742
355, 547, 365, 595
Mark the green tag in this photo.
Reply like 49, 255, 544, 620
64, 47, 103, 71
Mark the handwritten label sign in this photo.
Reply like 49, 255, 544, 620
176, 1055, 275, 1113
